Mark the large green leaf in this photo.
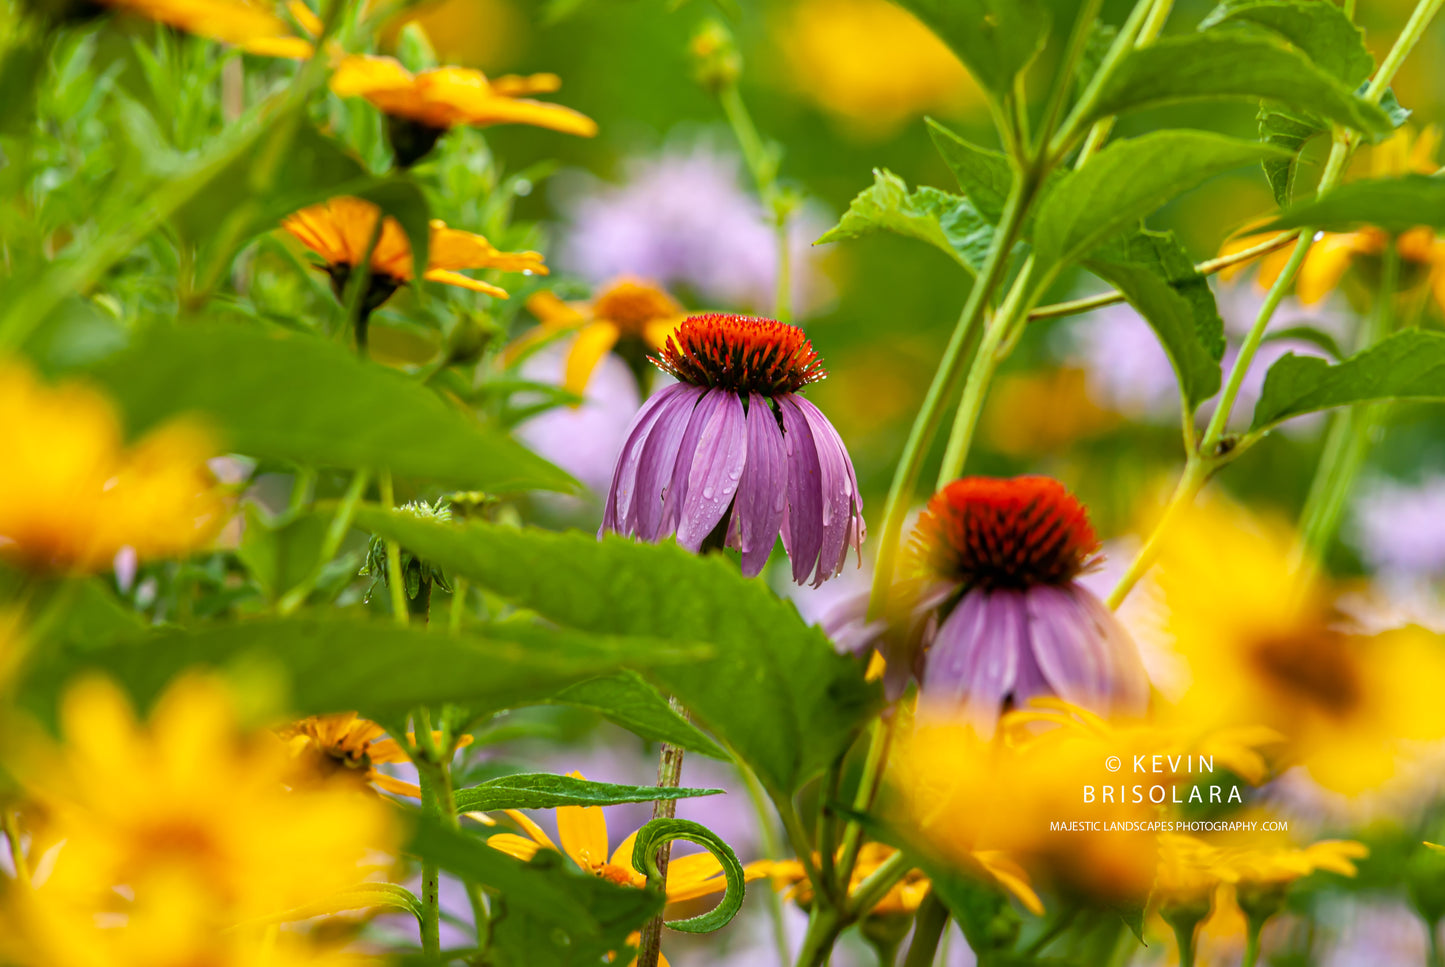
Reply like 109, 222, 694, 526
925, 118, 1014, 221
1199, 0, 1374, 86
1260, 174, 1445, 233
353, 509, 881, 796
1084, 229, 1226, 409
815, 169, 994, 275
87, 325, 575, 493
409, 819, 660, 966
1033, 131, 1287, 270
889, 0, 1048, 95
1250, 330, 1445, 430
454, 774, 722, 812
551, 673, 728, 758
1086, 34, 1393, 137
20, 617, 709, 725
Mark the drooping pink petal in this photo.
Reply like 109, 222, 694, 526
601, 383, 695, 537
777, 395, 823, 585
732, 394, 788, 577
674, 390, 749, 551
633, 384, 705, 541
791, 394, 864, 586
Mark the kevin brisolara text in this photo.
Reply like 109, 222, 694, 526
1048, 820, 1289, 832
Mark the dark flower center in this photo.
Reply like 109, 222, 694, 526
911, 476, 1100, 589
1249, 629, 1363, 718
652, 313, 826, 395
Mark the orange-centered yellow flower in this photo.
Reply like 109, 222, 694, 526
1221, 127, 1445, 309
507, 277, 686, 396
330, 54, 595, 164
281, 196, 546, 305
0, 358, 225, 572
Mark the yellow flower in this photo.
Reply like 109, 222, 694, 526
0, 358, 225, 573
1, 675, 398, 967
281, 196, 546, 303
279, 712, 474, 798
330, 54, 595, 164
982, 367, 1118, 455
764, 842, 1043, 918
1220, 127, 1445, 309
776, 0, 984, 136
485, 771, 768, 965
1156, 500, 1445, 794
507, 277, 686, 397
96, 0, 302, 49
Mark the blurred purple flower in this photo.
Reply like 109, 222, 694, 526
602, 315, 863, 585
553, 141, 833, 316
1351, 474, 1445, 578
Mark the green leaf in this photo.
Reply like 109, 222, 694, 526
1087, 34, 1394, 137
925, 119, 1014, 221
815, 169, 994, 274
351, 509, 880, 797
1084, 229, 1226, 409
1260, 174, 1445, 233
20, 617, 709, 725
455, 774, 722, 813
1199, 0, 1374, 86
1033, 131, 1288, 270
930, 867, 1023, 955
630, 818, 745, 933
411, 818, 660, 965
550, 673, 729, 758
87, 325, 576, 493
888, 0, 1048, 95
1250, 329, 1445, 429
236, 505, 331, 604
1262, 324, 1344, 361
1259, 105, 1325, 206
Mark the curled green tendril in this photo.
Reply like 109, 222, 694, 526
630, 817, 746, 934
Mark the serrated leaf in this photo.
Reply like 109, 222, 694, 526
1087, 34, 1394, 137
411, 818, 660, 966
1260, 174, 1445, 233
1200, 0, 1374, 86
352, 509, 881, 796
19, 617, 709, 726
925, 119, 1014, 221
1033, 131, 1288, 270
889, 0, 1049, 95
816, 169, 994, 274
1259, 105, 1325, 206
1250, 329, 1445, 429
551, 673, 728, 758
1084, 229, 1226, 409
87, 325, 576, 493
455, 774, 722, 812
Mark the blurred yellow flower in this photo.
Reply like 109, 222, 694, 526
2, 674, 397, 966
330, 54, 595, 164
379, 0, 525, 70
0, 358, 225, 573
764, 842, 1043, 917
777, 0, 983, 136
1156, 501, 1445, 794
983, 367, 1118, 455
99, 0, 300, 49
507, 277, 686, 396
281, 196, 546, 303
1221, 127, 1445, 309
279, 711, 472, 798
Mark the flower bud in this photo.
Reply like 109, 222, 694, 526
690, 19, 741, 95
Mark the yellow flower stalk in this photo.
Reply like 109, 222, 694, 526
0, 358, 226, 573
1, 674, 398, 965
507, 277, 687, 397
1156, 500, 1445, 794
281, 196, 546, 305
280, 711, 473, 799
1220, 127, 1445, 310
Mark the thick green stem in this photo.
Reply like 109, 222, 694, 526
795, 902, 845, 967
900, 893, 949, 967
1172, 919, 1198, 967
1242, 928, 1262, 967
848, 852, 913, 917
637, 700, 689, 967
1366, 0, 1445, 104
379, 473, 409, 629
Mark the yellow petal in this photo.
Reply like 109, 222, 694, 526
241, 36, 315, 58
371, 773, 422, 798
972, 850, 1045, 916
503, 809, 558, 851
563, 323, 621, 398
490, 73, 563, 96
287, 0, 322, 36
611, 829, 642, 871
1296, 233, 1364, 304
557, 801, 610, 871
642, 316, 682, 352
330, 54, 417, 97
422, 268, 510, 298
526, 290, 588, 329
487, 833, 546, 861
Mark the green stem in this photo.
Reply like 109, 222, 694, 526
795, 902, 845, 967
741, 764, 793, 967
1430, 919, 1444, 967
379, 472, 409, 628
278, 469, 369, 615
1173, 920, 1198, 967
1242, 927, 1262, 967
900, 893, 949, 967
449, 576, 468, 633
1024, 906, 1079, 956
637, 700, 690, 967
1047, 0, 1159, 162
848, 851, 912, 916
1031, 0, 1106, 160
1104, 457, 1208, 609
719, 83, 793, 323
1366, 0, 1445, 104
1294, 240, 1399, 569
834, 710, 895, 894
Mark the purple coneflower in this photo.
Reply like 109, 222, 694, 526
601, 313, 864, 584
910, 476, 1149, 724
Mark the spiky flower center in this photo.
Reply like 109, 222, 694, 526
652, 313, 826, 395
911, 476, 1100, 589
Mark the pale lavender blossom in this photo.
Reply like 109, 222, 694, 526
1351, 474, 1445, 578
553, 141, 833, 316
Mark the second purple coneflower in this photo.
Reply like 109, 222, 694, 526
909, 476, 1150, 726
601, 313, 863, 585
